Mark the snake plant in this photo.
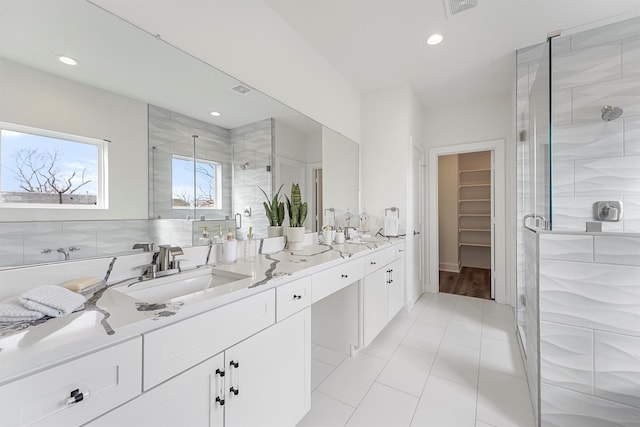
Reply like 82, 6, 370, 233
285, 183, 308, 227
259, 184, 285, 226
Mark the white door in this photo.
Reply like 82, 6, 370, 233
490, 151, 496, 299
407, 144, 424, 305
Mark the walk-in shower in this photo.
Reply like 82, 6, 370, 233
516, 15, 640, 427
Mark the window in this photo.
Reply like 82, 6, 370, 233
171, 154, 222, 209
0, 123, 107, 208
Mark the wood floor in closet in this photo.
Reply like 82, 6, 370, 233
439, 267, 492, 300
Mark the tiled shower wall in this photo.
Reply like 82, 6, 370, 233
551, 17, 640, 232
230, 119, 273, 239
538, 232, 640, 426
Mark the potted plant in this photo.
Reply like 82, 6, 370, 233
260, 184, 285, 237
285, 183, 308, 250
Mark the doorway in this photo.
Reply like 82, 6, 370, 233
438, 151, 492, 300
428, 139, 507, 304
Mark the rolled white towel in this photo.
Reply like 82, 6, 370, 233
0, 297, 44, 322
19, 285, 86, 318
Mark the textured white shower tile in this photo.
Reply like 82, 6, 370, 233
623, 196, 640, 232
572, 77, 640, 123
552, 88, 573, 125
575, 156, 640, 196
553, 120, 624, 161
539, 259, 640, 336
517, 43, 545, 64
539, 233, 593, 262
625, 115, 640, 155
552, 42, 622, 91
623, 36, 640, 77
62, 220, 126, 232
477, 369, 535, 427
552, 160, 574, 196
552, 196, 625, 231
594, 236, 640, 266
345, 382, 417, 427
570, 16, 640, 51
540, 321, 594, 394
594, 331, 640, 408
0, 222, 27, 236
541, 382, 640, 427
23, 232, 98, 264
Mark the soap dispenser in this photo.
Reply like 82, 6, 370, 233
212, 225, 224, 264
199, 226, 212, 246
223, 228, 237, 264
243, 226, 256, 261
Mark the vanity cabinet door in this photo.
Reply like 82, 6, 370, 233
363, 267, 389, 347
225, 307, 311, 427
387, 258, 405, 320
86, 352, 225, 427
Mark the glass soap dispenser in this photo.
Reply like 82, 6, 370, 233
199, 226, 212, 246
223, 228, 237, 264
243, 226, 256, 261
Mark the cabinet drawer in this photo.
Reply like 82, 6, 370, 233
312, 258, 364, 303
364, 246, 396, 275
0, 338, 141, 427
276, 275, 312, 322
143, 289, 275, 390
394, 242, 406, 259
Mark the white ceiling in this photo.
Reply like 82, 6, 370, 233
266, 0, 640, 108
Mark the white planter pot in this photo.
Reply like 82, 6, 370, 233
267, 225, 283, 238
286, 227, 306, 250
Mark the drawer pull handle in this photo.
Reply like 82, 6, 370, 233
230, 386, 240, 396
215, 368, 226, 406
216, 396, 225, 406
230, 361, 239, 368
293, 294, 302, 300
66, 389, 90, 406
229, 360, 240, 396
216, 368, 225, 377
399, 249, 404, 252
341, 274, 348, 278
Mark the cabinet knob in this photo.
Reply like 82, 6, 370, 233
230, 360, 239, 368
66, 389, 90, 406
341, 274, 348, 278
230, 386, 240, 396
370, 261, 377, 265
216, 368, 225, 377
293, 294, 302, 300
215, 396, 225, 406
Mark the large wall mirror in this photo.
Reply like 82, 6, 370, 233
0, 0, 359, 268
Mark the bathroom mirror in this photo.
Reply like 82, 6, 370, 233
0, 0, 357, 268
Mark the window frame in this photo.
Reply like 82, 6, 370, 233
170, 153, 223, 211
0, 121, 109, 209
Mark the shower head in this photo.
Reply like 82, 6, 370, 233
601, 105, 623, 121
240, 162, 249, 170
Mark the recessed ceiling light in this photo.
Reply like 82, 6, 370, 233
57, 55, 78, 66
425, 34, 444, 46
210, 111, 221, 117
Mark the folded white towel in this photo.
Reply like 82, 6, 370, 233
19, 285, 85, 318
0, 297, 44, 322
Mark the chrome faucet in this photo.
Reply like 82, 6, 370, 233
132, 242, 155, 252
57, 247, 80, 261
157, 245, 184, 272
344, 227, 358, 241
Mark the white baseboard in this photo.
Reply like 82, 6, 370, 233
439, 262, 461, 273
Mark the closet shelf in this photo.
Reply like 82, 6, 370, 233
459, 168, 490, 173
459, 242, 491, 248
459, 183, 490, 188
459, 199, 490, 202
459, 213, 491, 217
459, 228, 490, 232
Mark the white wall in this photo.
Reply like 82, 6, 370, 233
0, 58, 148, 221
438, 155, 459, 271
92, 0, 361, 144
424, 92, 516, 302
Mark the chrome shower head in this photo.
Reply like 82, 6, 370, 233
601, 105, 623, 121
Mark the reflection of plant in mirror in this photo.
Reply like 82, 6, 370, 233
285, 183, 308, 227
259, 184, 285, 226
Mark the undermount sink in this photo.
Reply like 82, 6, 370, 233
112, 267, 252, 304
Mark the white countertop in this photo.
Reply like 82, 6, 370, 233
0, 237, 403, 385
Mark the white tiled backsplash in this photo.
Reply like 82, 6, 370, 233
538, 232, 640, 425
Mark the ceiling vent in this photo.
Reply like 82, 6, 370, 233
231, 84, 252, 94
445, 0, 478, 16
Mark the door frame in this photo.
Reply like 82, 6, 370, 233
406, 140, 425, 310
427, 139, 507, 304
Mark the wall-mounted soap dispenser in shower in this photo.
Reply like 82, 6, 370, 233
593, 201, 623, 222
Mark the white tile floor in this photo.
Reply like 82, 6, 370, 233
297, 292, 536, 427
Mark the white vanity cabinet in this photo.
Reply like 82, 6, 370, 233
362, 243, 405, 347
0, 338, 142, 427
89, 307, 310, 427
